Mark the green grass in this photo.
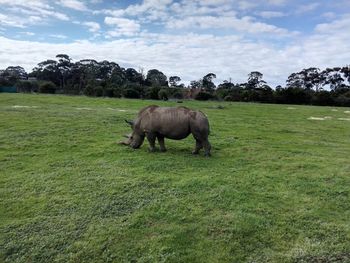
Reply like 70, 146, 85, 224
1, 93, 350, 263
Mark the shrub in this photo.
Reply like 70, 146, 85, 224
123, 88, 140, 98
145, 86, 161, 100
39, 81, 56, 94
195, 91, 215, 101
216, 88, 230, 100
104, 87, 122, 98
224, 95, 234, 101
83, 84, 103, 97
16, 80, 39, 93
333, 91, 350, 107
311, 91, 333, 106
172, 91, 184, 99
94, 86, 103, 97
83, 84, 94, 96
158, 89, 169, 100
274, 87, 312, 104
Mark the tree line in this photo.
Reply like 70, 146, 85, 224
1, 54, 349, 106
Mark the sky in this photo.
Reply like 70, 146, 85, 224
0, 0, 350, 87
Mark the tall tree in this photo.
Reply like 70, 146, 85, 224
169, 76, 181, 87
56, 54, 72, 90
146, 69, 168, 87
32, 59, 59, 86
247, 71, 265, 90
202, 73, 216, 92
125, 68, 142, 84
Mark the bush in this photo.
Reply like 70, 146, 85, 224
123, 88, 140, 98
83, 84, 94, 96
216, 88, 230, 100
333, 91, 350, 107
274, 87, 312, 104
172, 91, 184, 99
104, 87, 122, 98
145, 86, 161, 100
94, 86, 103, 97
83, 84, 104, 97
39, 81, 56, 94
158, 89, 169, 100
224, 95, 234, 101
195, 91, 215, 101
16, 80, 39, 93
311, 91, 333, 106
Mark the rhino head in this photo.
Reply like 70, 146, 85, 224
118, 119, 145, 149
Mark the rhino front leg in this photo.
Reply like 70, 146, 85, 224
146, 133, 156, 152
157, 136, 167, 152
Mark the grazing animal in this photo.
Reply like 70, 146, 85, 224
119, 105, 211, 156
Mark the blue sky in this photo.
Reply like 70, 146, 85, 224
0, 0, 350, 86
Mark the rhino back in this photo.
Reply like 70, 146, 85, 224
139, 106, 193, 139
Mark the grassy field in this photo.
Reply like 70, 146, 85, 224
0, 93, 350, 263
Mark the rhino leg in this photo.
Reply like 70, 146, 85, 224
203, 140, 211, 157
192, 132, 211, 157
146, 132, 156, 152
192, 139, 202, 155
157, 136, 167, 152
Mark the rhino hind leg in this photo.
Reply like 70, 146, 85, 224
157, 136, 167, 152
192, 139, 202, 155
192, 132, 211, 156
202, 140, 211, 157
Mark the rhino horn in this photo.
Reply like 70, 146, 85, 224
123, 133, 132, 138
125, 119, 134, 126
118, 140, 130, 145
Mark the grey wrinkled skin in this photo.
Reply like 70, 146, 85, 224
119, 105, 211, 156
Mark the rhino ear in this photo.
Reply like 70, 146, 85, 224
125, 119, 134, 126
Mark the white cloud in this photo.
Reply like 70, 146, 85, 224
56, 0, 88, 11
104, 17, 141, 37
49, 34, 68, 39
0, 0, 52, 10
21, 31, 36, 36
266, 0, 287, 5
315, 15, 350, 33
98, 0, 173, 22
170, 1, 233, 17
258, 11, 286, 19
237, 1, 258, 10
0, 13, 26, 28
296, 3, 319, 14
0, 0, 69, 26
321, 12, 336, 20
166, 15, 291, 35
82, 21, 100, 33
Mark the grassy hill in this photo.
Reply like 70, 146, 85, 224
1, 93, 350, 262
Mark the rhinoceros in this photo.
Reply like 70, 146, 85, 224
119, 105, 211, 156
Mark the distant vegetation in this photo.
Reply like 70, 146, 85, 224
1, 54, 349, 106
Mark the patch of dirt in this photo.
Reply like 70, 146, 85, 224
107, 108, 127, 112
287, 107, 296, 110
76, 107, 93, 110
12, 105, 39, 108
338, 118, 350, 121
308, 117, 326, 120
